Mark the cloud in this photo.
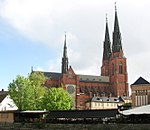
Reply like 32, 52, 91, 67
1, 0, 150, 87
0, 0, 56, 45
34, 66, 44, 71
47, 58, 61, 72
0, 0, 113, 46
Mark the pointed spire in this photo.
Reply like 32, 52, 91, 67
63, 33, 67, 57
61, 33, 68, 74
112, 3, 122, 53
103, 14, 111, 61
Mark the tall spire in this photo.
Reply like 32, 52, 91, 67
61, 33, 68, 74
103, 14, 111, 61
112, 3, 122, 53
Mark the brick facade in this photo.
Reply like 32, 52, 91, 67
109, 51, 128, 97
42, 8, 128, 110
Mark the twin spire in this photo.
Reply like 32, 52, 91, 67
103, 5, 122, 61
61, 5, 122, 73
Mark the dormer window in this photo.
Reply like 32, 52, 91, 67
97, 98, 100, 100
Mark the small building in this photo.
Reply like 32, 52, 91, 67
0, 90, 18, 111
0, 110, 15, 123
85, 96, 124, 110
0, 90, 18, 123
131, 77, 150, 107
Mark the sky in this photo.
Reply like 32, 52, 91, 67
0, 0, 150, 91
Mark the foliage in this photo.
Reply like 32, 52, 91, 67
8, 75, 33, 110
29, 72, 46, 110
29, 71, 46, 87
8, 72, 72, 111
8, 72, 46, 110
42, 88, 72, 110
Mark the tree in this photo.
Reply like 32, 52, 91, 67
8, 72, 46, 110
8, 75, 33, 110
42, 88, 72, 110
8, 72, 72, 111
29, 71, 46, 110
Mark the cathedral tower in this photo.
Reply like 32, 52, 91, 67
61, 34, 68, 74
109, 6, 128, 96
101, 5, 128, 97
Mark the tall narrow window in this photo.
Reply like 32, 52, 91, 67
119, 62, 123, 74
112, 63, 114, 75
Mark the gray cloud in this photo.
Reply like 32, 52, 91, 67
1, 0, 150, 87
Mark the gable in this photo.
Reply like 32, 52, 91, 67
0, 95, 18, 111
66, 66, 76, 78
132, 77, 150, 85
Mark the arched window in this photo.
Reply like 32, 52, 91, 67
112, 63, 114, 75
119, 62, 123, 74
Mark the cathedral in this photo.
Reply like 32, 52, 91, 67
36, 7, 128, 110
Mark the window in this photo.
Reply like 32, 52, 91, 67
95, 103, 97, 107
119, 62, 123, 74
112, 63, 114, 75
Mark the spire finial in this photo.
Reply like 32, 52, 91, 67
65, 32, 66, 39
64, 32, 67, 47
115, 2, 117, 12
106, 13, 108, 23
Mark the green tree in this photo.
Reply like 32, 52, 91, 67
29, 71, 46, 110
42, 88, 72, 110
8, 72, 46, 110
8, 72, 72, 111
8, 75, 33, 110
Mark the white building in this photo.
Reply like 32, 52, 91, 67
85, 96, 124, 110
0, 90, 18, 111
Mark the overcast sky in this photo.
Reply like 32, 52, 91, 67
0, 0, 150, 91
